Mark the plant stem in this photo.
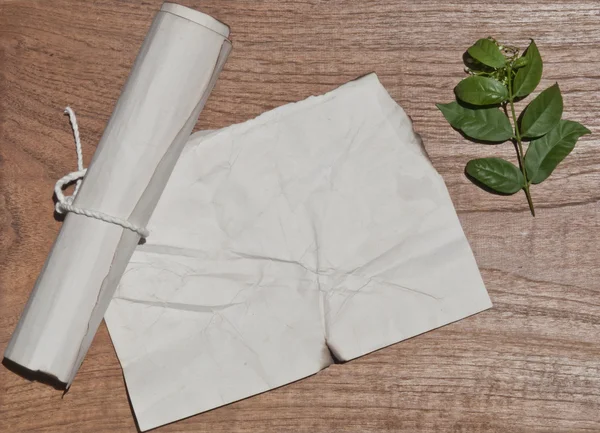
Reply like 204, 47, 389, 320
507, 66, 535, 216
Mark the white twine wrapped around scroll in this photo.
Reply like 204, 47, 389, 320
55, 107, 150, 238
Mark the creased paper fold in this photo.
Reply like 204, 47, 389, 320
105, 73, 492, 431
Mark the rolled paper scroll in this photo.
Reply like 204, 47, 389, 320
4, 2, 231, 385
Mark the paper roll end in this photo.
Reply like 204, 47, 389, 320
2, 357, 68, 390
161, 3, 230, 38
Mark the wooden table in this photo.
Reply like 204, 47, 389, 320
1, 1, 599, 432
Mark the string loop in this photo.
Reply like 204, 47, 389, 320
54, 107, 149, 238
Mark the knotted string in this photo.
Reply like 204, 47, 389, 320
54, 107, 149, 238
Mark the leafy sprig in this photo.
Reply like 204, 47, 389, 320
437, 38, 590, 215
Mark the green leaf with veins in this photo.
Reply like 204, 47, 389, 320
437, 101, 513, 142
467, 38, 506, 69
466, 158, 524, 194
525, 120, 590, 183
520, 83, 563, 138
455, 76, 509, 106
513, 39, 543, 98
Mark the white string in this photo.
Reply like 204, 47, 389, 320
54, 107, 149, 238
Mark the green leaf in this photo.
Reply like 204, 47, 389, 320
455, 76, 509, 106
463, 57, 493, 73
436, 101, 465, 129
524, 119, 591, 183
513, 40, 543, 98
436, 101, 513, 142
466, 158, 524, 194
460, 108, 513, 142
520, 83, 563, 138
512, 57, 528, 69
467, 39, 506, 69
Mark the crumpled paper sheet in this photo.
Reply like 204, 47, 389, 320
105, 73, 492, 431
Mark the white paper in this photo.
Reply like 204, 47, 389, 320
105, 73, 492, 431
5, 3, 231, 385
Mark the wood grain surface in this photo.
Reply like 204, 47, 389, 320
1, 1, 599, 432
